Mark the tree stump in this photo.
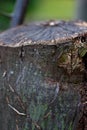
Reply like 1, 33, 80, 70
0, 20, 87, 130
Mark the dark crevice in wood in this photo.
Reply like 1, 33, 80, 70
80, 36, 87, 43
76, 54, 87, 130
19, 45, 25, 62
82, 53, 87, 72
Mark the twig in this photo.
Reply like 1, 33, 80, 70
2, 70, 7, 77
44, 111, 51, 119
8, 84, 26, 110
32, 121, 41, 130
82, 101, 87, 105
9, 84, 15, 92
6, 96, 10, 104
49, 82, 59, 105
16, 119, 19, 130
8, 103, 26, 116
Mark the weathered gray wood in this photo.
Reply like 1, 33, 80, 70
0, 20, 87, 47
0, 20, 87, 130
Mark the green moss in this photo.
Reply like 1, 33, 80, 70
78, 47, 87, 57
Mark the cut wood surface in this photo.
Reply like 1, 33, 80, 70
0, 20, 87, 47
0, 20, 87, 130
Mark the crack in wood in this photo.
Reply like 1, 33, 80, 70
19, 45, 25, 61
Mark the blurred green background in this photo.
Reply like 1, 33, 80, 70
0, 0, 75, 31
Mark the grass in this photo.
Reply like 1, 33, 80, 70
25, 0, 75, 21
0, 0, 75, 31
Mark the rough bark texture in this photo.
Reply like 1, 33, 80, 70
0, 20, 87, 130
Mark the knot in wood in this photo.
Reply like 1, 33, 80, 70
42, 20, 58, 27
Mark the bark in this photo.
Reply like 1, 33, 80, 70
0, 20, 87, 130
